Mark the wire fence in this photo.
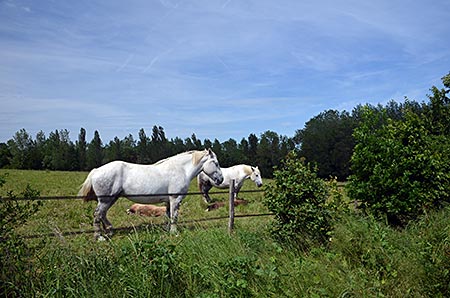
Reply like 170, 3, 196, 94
2, 188, 270, 239
0, 189, 263, 201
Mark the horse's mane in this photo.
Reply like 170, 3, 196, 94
242, 165, 253, 176
153, 150, 203, 166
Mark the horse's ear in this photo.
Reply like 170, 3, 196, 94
251, 166, 255, 172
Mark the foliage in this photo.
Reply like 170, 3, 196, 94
263, 151, 336, 249
0, 143, 12, 168
1, 127, 294, 177
330, 208, 450, 297
347, 75, 450, 226
0, 169, 449, 297
86, 130, 104, 169
295, 110, 357, 180
0, 174, 41, 297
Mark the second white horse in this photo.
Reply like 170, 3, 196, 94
197, 164, 263, 203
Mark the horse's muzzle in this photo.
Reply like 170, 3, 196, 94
214, 175, 224, 185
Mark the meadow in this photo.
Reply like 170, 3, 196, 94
1, 169, 449, 297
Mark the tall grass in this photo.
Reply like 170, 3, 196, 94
1, 170, 449, 297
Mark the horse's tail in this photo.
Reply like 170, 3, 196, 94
78, 170, 97, 202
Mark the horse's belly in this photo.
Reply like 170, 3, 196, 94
126, 195, 170, 204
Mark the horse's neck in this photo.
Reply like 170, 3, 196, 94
179, 152, 205, 179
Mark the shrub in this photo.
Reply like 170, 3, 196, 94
348, 75, 450, 226
263, 151, 334, 249
0, 174, 41, 297
347, 105, 450, 226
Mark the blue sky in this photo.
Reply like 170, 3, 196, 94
1, 0, 449, 143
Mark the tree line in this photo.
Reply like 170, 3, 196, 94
0, 103, 413, 180
0, 126, 295, 178
2, 73, 448, 180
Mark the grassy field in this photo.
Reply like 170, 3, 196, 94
0, 169, 268, 239
1, 169, 449, 297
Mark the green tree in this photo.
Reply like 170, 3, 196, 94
149, 125, 169, 162
137, 128, 150, 164
238, 138, 250, 164
212, 138, 223, 163
203, 138, 212, 150
0, 143, 11, 168
76, 128, 87, 170
295, 110, 356, 180
7, 129, 36, 169
42, 129, 76, 170
257, 131, 283, 178
170, 137, 186, 155
248, 133, 258, 158
33, 131, 46, 169
121, 134, 137, 163
221, 138, 240, 167
86, 130, 104, 169
424, 72, 450, 135
104, 137, 122, 162
347, 75, 450, 226
186, 133, 202, 151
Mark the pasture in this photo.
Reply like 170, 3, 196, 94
1, 169, 449, 297
0, 169, 268, 239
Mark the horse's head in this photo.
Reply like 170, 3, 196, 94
250, 166, 263, 187
199, 149, 223, 185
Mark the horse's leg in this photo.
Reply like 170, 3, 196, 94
168, 196, 183, 234
200, 180, 213, 203
94, 196, 118, 240
165, 201, 171, 231
234, 181, 244, 200
93, 205, 103, 240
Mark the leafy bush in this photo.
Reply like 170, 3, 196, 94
347, 104, 450, 226
0, 174, 41, 297
263, 151, 336, 249
348, 74, 450, 226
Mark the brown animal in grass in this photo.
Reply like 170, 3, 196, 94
206, 199, 248, 211
127, 204, 166, 217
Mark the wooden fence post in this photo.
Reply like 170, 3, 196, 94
228, 179, 235, 234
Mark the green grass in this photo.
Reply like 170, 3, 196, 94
0, 169, 268, 239
1, 169, 449, 297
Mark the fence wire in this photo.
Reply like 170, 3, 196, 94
0, 189, 264, 201
3, 188, 269, 239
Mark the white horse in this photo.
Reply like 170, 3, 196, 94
78, 149, 223, 240
197, 164, 263, 203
